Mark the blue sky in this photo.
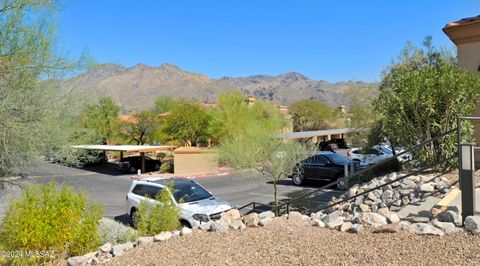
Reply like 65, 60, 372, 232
57, 1, 479, 82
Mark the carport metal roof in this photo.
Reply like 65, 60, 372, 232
72, 145, 176, 152
275, 128, 355, 139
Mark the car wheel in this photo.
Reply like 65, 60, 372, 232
336, 177, 348, 190
154, 163, 160, 171
129, 166, 137, 174
130, 208, 138, 227
292, 173, 304, 186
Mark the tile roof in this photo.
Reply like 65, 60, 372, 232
444, 15, 480, 29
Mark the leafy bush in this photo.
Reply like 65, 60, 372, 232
373, 37, 480, 169
98, 218, 137, 245
136, 183, 180, 236
160, 162, 174, 173
0, 183, 103, 265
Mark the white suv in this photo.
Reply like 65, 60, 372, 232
126, 178, 234, 228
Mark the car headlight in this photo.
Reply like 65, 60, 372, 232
192, 213, 209, 222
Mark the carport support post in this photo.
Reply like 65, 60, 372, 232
102, 150, 107, 165
140, 152, 145, 173
120, 151, 123, 160
459, 143, 476, 225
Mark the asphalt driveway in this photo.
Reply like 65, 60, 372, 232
0, 162, 342, 221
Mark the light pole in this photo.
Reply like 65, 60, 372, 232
460, 143, 476, 224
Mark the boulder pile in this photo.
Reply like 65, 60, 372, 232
329, 172, 453, 214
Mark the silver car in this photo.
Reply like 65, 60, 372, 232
126, 178, 234, 228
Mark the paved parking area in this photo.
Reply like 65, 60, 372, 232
0, 163, 342, 221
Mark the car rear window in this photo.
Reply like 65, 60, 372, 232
324, 153, 350, 164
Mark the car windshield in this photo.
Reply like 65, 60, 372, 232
172, 182, 212, 203
324, 153, 350, 164
379, 147, 393, 154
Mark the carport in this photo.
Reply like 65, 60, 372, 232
275, 128, 356, 142
72, 145, 176, 173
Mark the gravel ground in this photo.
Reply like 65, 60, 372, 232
106, 218, 480, 266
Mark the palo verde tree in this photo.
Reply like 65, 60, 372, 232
221, 127, 315, 210
78, 96, 121, 144
217, 92, 315, 209
209, 91, 288, 143
373, 37, 480, 167
0, 0, 88, 176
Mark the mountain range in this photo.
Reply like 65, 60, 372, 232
64, 63, 376, 113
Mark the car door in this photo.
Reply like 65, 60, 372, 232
303, 155, 330, 180
315, 155, 336, 179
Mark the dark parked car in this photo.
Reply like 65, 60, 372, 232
319, 138, 350, 151
119, 156, 161, 174
291, 151, 367, 189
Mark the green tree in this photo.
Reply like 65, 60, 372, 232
221, 129, 315, 210
153, 96, 177, 114
209, 91, 288, 143
79, 96, 121, 144
0, 0, 88, 176
345, 85, 378, 147
372, 37, 480, 166
162, 101, 211, 146
119, 110, 157, 145
289, 99, 338, 131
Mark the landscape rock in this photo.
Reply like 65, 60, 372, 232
437, 210, 458, 224
373, 223, 401, 233
154, 231, 173, 242
221, 209, 241, 225
339, 222, 353, 232
259, 217, 273, 227
359, 204, 370, 212
67, 255, 94, 266
359, 212, 387, 226
288, 211, 304, 223
387, 213, 400, 224
348, 224, 363, 234
111, 242, 134, 257
465, 216, 480, 235
230, 219, 246, 230
408, 223, 444, 236
99, 242, 112, 254
431, 220, 461, 234
243, 213, 260, 227
210, 220, 230, 232
258, 211, 275, 220
402, 216, 430, 223
198, 221, 213, 231
419, 183, 435, 193
137, 236, 154, 246
180, 227, 193, 236
312, 219, 325, 228
326, 217, 344, 229
377, 207, 390, 218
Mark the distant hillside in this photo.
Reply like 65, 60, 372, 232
64, 63, 377, 112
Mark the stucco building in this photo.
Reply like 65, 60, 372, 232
443, 16, 480, 161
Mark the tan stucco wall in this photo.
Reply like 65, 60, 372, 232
458, 42, 480, 74
457, 42, 480, 161
173, 148, 219, 176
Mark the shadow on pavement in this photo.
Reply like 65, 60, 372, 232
114, 214, 131, 226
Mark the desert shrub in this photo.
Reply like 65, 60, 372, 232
98, 218, 137, 245
0, 183, 103, 265
160, 162, 174, 174
136, 183, 180, 236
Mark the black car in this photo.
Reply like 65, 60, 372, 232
291, 151, 367, 189
318, 138, 350, 151
119, 156, 161, 174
